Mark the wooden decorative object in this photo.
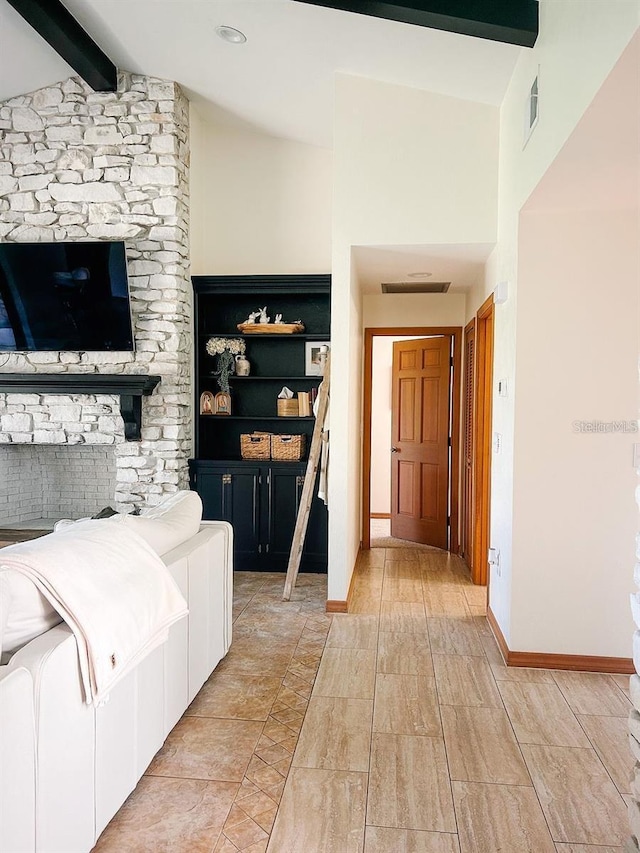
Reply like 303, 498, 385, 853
199, 391, 214, 415
237, 322, 305, 335
214, 392, 231, 415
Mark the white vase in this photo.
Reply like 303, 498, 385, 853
235, 354, 250, 376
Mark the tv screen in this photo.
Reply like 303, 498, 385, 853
0, 241, 134, 352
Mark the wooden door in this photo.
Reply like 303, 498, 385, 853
462, 322, 476, 565
390, 337, 451, 548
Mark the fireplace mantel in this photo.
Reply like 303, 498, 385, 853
0, 374, 161, 440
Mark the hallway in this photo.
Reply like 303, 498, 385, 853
269, 545, 631, 852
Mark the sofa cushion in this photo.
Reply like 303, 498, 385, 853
109, 491, 203, 557
0, 565, 62, 659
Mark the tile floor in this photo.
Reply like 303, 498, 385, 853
92, 531, 633, 852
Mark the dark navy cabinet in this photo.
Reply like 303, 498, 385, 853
189, 460, 328, 572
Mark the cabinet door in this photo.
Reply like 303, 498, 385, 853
194, 466, 262, 570
266, 467, 302, 568
224, 467, 262, 570
267, 466, 328, 571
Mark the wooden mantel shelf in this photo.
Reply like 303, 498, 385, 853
0, 373, 161, 440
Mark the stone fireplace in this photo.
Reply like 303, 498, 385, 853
0, 72, 192, 520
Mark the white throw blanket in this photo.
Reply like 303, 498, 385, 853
0, 520, 188, 706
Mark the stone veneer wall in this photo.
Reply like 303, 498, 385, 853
0, 73, 191, 512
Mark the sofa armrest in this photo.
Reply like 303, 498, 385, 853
161, 522, 233, 701
9, 626, 96, 853
0, 665, 36, 853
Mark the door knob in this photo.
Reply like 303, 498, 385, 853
391, 447, 399, 453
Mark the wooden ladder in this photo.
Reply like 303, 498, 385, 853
282, 352, 330, 601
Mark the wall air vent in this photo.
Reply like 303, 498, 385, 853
381, 282, 451, 294
523, 70, 539, 146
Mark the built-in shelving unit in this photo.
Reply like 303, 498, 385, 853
189, 274, 330, 572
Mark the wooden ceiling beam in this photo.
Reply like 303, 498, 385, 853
6, 0, 117, 91
293, 0, 538, 48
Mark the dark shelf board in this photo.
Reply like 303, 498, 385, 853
199, 415, 315, 421
191, 457, 307, 466
202, 332, 330, 340
193, 274, 331, 295
203, 375, 321, 382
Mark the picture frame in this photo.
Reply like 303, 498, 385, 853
305, 342, 330, 377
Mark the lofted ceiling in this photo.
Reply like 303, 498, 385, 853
1, 0, 522, 149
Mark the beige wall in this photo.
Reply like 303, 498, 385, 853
471, 7, 640, 650
189, 112, 332, 276
363, 293, 466, 329
509, 208, 638, 656
329, 77, 498, 600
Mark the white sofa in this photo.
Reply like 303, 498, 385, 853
0, 518, 233, 853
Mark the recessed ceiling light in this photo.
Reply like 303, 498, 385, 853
407, 271, 432, 278
215, 25, 247, 44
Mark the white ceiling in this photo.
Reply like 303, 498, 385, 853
1, 0, 522, 149
353, 243, 494, 294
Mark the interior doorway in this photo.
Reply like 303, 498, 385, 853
362, 326, 462, 551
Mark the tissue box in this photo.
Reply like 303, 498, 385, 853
277, 399, 299, 417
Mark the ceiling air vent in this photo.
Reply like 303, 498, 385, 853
381, 282, 451, 294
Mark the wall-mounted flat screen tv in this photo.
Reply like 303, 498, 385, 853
0, 241, 134, 352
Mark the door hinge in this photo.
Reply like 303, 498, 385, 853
192, 472, 197, 485
450, 356, 454, 367
296, 475, 305, 488
448, 436, 452, 447
222, 473, 232, 485
447, 515, 451, 526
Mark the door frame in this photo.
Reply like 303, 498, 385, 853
362, 326, 462, 552
471, 295, 495, 585
462, 318, 476, 567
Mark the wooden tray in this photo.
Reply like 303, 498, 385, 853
237, 322, 305, 335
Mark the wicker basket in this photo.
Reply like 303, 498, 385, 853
271, 434, 306, 462
240, 433, 272, 460
277, 398, 299, 417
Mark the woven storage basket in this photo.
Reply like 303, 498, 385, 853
240, 433, 272, 460
277, 398, 299, 417
271, 434, 306, 462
